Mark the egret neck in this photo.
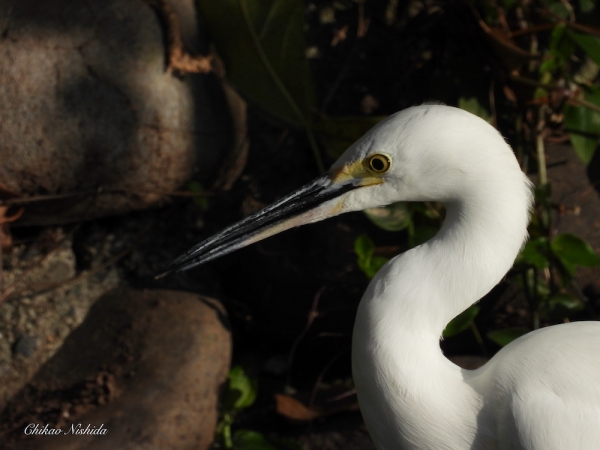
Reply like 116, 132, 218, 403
352, 162, 529, 450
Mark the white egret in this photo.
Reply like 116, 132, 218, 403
158, 104, 600, 450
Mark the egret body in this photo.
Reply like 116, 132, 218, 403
159, 105, 600, 450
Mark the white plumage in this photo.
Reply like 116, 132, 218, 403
161, 104, 600, 450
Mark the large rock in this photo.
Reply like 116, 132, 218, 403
0, 287, 232, 450
0, 229, 121, 410
0, 0, 231, 225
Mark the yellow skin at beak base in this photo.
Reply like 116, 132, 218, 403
244, 160, 385, 249
330, 160, 386, 187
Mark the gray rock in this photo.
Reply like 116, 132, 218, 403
0, 229, 120, 410
0, 0, 231, 226
12, 335, 38, 358
1, 287, 232, 450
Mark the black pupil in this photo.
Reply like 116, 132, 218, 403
371, 157, 385, 171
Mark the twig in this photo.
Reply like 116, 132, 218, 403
151, 0, 212, 74
536, 105, 548, 186
541, 8, 600, 38
308, 345, 351, 410
357, 1, 370, 38
510, 23, 555, 38
489, 78, 497, 128
469, 322, 487, 357
286, 286, 326, 388
567, 97, 600, 115
0, 187, 214, 206
212, 82, 250, 192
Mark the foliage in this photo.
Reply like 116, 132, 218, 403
223, 366, 258, 412
215, 366, 301, 450
443, 305, 481, 339
187, 181, 209, 210
487, 327, 529, 347
194, 0, 600, 439
195, 0, 324, 171
354, 234, 389, 280
195, 0, 314, 128
452, 0, 600, 346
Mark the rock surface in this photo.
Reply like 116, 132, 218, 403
0, 0, 231, 225
0, 229, 120, 410
1, 287, 232, 450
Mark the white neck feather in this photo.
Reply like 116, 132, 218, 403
352, 156, 531, 450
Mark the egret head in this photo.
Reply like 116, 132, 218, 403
157, 104, 525, 278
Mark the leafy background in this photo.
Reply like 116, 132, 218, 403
191, 0, 600, 448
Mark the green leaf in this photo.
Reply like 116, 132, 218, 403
187, 181, 209, 210
548, 1, 570, 19
354, 234, 374, 263
516, 237, 549, 269
566, 122, 600, 165
570, 31, 600, 66
549, 24, 575, 62
195, 0, 315, 127
578, 0, 596, 14
541, 293, 585, 320
367, 256, 389, 279
409, 225, 439, 248
551, 234, 600, 270
458, 97, 492, 123
313, 116, 387, 159
443, 305, 480, 338
539, 56, 559, 74
518, 268, 551, 298
534, 183, 552, 203
224, 366, 258, 411
354, 234, 388, 279
487, 327, 529, 347
234, 430, 278, 450
364, 202, 412, 232
564, 87, 600, 165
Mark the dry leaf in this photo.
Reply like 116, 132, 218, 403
212, 77, 249, 191
0, 206, 24, 249
467, 4, 538, 71
274, 393, 320, 421
152, 0, 212, 74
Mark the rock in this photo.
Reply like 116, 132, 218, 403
0, 229, 120, 410
12, 335, 38, 359
0, 0, 232, 226
0, 287, 232, 450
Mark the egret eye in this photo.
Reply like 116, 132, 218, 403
366, 154, 391, 174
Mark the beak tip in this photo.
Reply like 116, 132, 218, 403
154, 270, 171, 280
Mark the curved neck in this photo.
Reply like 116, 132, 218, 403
352, 174, 530, 449
364, 186, 528, 338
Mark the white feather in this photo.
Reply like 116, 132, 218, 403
342, 105, 600, 450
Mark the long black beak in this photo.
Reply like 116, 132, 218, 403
155, 174, 361, 279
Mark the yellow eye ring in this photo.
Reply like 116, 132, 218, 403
366, 154, 391, 174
